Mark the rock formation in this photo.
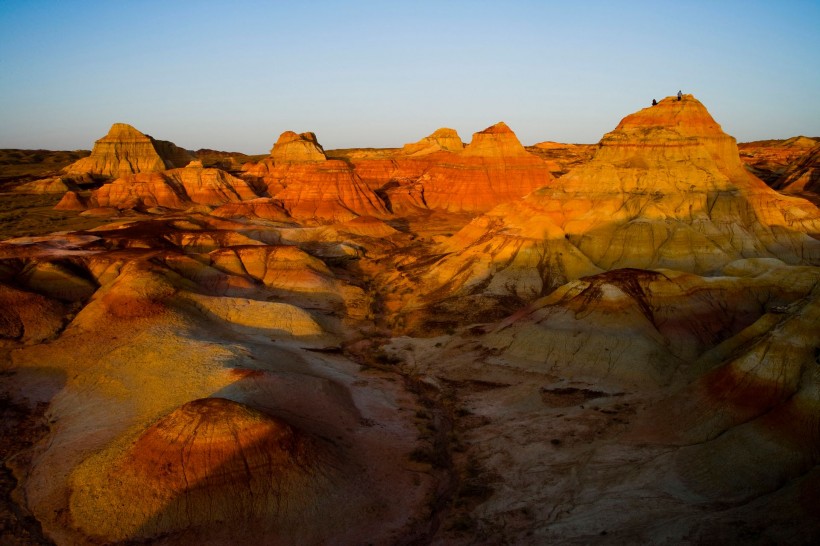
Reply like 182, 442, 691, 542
64, 123, 193, 178
772, 142, 820, 195
418, 122, 555, 212
419, 96, 820, 305
90, 164, 258, 210
12, 176, 80, 194
271, 131, 327, 162
401, 128, 464, 156
69, 397, 329, 542
739, 135, 817, 185
243, 131, 390, 223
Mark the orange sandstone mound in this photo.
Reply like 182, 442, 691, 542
64, 122, 193, 178
68, 397, 329, 542
90, 164, 259, 210
243, 130, 390, 223
401, 127, 464, 156
419, 122, 555, 212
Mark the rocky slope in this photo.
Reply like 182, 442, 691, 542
416, 95, 820, 313
772, 141, 820, 196
739, 135, 817, 184
1, 97, 819, 545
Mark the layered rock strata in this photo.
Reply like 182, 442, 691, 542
64, 123, 193, 178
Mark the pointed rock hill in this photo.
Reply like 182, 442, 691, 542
401, 127, 464, 156
420, 96, 820, 302
64, 123, 194, 178
416, 122, 555, 213
243, 130, 389, 223
345, 124, 554, 214
271, 131, 328, 162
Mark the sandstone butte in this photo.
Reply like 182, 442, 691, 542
420, 95, 820, 303
2, 95, 820, 546
347, 123, 556, 214
243, 130, 390, 223
63, 122, 193, 178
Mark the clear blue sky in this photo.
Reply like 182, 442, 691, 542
1, 0, 818, 153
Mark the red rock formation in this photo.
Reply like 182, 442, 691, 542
271, 131, 327, 162
739, 136, 817, 184
401, 127, 463, 156
211, 197, 292, 221
91, 165, 258, 210
772, 142, 820, 195
54, 191, 88, 210
64, 123, 193, 178
417, 122, 555, 213
243, 131, 390, 223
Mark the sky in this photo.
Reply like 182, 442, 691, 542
0, 0, 818, 153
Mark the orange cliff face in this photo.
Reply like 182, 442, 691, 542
418, 122, 555, 213
417, 95, 820, 304
64, 123, 193, 178
243, 130, 390, 223
344, 123, 555, 215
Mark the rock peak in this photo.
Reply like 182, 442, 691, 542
271, 131, 327, 162
462, 121, 529, 157
402, 127, 464, 156
104, 123, 151, 141
613, 95, 724, 137
63, 122, 192, 177
477, 121, 514, 135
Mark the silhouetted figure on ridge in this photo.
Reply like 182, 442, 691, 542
652, 99, 657, 106
677, 90, 682, 101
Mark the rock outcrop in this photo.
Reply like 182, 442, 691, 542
243, 131, 390, 223
271, 131, 327, 162
64, 123, 194, 178
418, 96, 820, 304
739, 136, 817, 185
69, 397, 329, 542
418, 122, 555, 213
772, 142, 820, 195
91, 165, 258, 210
401, 128, 464, 156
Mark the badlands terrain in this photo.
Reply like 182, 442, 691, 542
0, 96, 818, 545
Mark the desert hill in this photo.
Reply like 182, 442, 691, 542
1, 96, 819, 545
64, 123, 194, 178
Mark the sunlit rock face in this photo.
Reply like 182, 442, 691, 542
68, 397, 330, 542
401, 127, 464, 156
85, 163, 258, 210
243, 130, 390, 223
739, 136, 817, 185
772, 142, 820, 194
64, 123, 193, 178
420, 96, 820, 302
419, 122, 555, 213
3, 96, 820, 546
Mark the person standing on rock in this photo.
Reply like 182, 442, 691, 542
677, 90, 682, 101
652, 99, 658, 106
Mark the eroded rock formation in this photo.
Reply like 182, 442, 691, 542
64, 123, 194, 178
